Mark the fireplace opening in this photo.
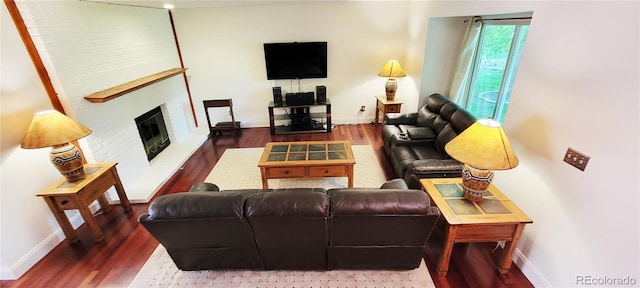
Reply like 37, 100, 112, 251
135, 106, 171, 161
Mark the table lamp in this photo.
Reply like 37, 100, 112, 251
21, 110, 92, 182
444, 119, 519, 202
377, 60, 406, 100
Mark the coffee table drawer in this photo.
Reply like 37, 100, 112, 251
309, 166, 346, 177
268, 167, 306, 178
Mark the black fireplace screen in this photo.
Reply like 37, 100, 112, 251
135, 106, 170, 161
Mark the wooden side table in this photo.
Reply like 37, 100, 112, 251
420, 178, 532, 276
374, 95, 403, 124
37, 162, 131, 243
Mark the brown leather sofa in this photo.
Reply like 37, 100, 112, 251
138, 179, 440, 271
382, 93, 476, 188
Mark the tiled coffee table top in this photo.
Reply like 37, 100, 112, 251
266, 142, 348, 162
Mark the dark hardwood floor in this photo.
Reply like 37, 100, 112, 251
0, 124, 533, 288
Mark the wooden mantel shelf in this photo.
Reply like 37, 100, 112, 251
84, 68, 187, 103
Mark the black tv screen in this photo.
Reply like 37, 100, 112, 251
263, 42, 327, 80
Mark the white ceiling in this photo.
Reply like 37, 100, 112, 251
86, 0, 331, 9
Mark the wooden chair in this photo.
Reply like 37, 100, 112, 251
203, 99, 241, 137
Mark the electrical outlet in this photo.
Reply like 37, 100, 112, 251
563, 147, 590, 171
360, 105, 365, 112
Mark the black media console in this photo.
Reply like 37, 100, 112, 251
268, 99, 331, 135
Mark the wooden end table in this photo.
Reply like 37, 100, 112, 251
374, 95, 403, 124
258, 141, 355, 189
37, 162, 131, 243
420, 178, 532, 276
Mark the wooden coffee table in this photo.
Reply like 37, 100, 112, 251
420, 178, 532, 276
258, 141, 356, 189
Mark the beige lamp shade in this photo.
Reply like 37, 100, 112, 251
377, 60, 406, 78
444, 119, 519, 170
21, 110, 92, 149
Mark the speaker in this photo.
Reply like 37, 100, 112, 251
316, 85, 326, 103
286, 92, 315, 106
273, 87, 282, 104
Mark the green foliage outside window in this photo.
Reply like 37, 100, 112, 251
466, 24, 529, 123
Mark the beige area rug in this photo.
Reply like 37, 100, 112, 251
204, 145, 388, 190
129, 145, 436, 287
129, 245, 434, 288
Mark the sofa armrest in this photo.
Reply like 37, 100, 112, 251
189, 182, 220, 192
384, 112, 418, 125
406, 158, 463, 174
379, 178, 409, 189
426, 206, 441, 217
405, 159, 464, 189
147, 190, 259, 220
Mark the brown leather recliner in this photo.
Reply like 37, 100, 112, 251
245, 188, 329, 270
138, 189, 266, 270
328, 186, 440, 269
382, 93, 476, 188
138, 179, 440, 271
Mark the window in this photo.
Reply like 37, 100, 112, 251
461, 18, 530, 123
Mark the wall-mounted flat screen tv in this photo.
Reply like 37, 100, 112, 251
263, 42, 327, 80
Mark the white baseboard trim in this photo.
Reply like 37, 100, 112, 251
514, 248, 551, 287
3, 202, 99, 280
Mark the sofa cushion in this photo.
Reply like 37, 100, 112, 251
431, 103, 459, 134
411, 146, 444, 160
390, 146, 418, 178
246, 189, 329, 217
328, 189, 432, 215
415, 105, 438, 127
245, 188, 329, 270
434, 124, 458, 158
450, 109, 477, 133
407, 127, 435, 140
439, 102, 460, 120
426, 93, 450, 114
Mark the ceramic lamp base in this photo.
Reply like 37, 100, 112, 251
50, 143, 86, 182
385, 78, 398, 100
461, 164, 494, 202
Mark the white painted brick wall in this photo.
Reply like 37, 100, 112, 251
16, 1, 192, 188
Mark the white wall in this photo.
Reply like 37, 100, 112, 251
418, 1, 640, 287
16, 1, 193, 189
1, 3, 68, 279
419, 16, 466, 108
172, 2, 420, 129
1, 1, 198, 279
